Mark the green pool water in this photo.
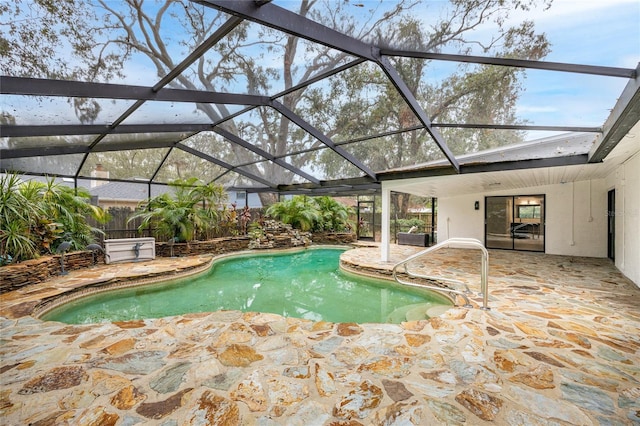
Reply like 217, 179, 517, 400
41, 248, 452, 324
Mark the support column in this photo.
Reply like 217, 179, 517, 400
381, 185, 391, 262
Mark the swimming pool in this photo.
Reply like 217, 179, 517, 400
41, 248, 452, 324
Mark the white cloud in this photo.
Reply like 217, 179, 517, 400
517, 105, 558, 114
505, 0, 639, 24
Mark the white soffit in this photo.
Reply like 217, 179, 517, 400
384, 165, 596, 198
385, 122, 639, 199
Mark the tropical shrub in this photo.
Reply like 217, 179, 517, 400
128, 178, 228, 242
266, 195, 353, 232
0, 173, 109, 263
314, 196, 354, 232
247, 221, 264, 240
0, 174, 37, 263
265, 196, 320, 232
37, 179, 110, 249
239, 205, 252, 235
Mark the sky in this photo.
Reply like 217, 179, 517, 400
4, 0, 639, 138
341, 0, 640, 128
92, 0, 640, 130
480, 0, 638, 65
505, 0, 639, 127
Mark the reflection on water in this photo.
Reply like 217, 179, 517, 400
43, 249, 452, 324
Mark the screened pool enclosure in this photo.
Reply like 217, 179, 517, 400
1, 0, 638, 199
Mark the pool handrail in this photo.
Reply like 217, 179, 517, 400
392, 237, 490, 310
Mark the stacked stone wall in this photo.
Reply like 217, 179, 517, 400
249, 221, 312, 249
0, 251, 103, 293
1, 229, 356, 293
311, 232, 357, 245
155, 236, 250, 257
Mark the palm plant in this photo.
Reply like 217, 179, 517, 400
0, 174, 36, 262
37, 179, 109, 250
128, 179, 228, 242
188, 178, 227, 239
266, 196, 355, 233
0, 174, 40, 262
265, 196, 320, 232
0, 174, 109, 263
129, 193, 194, 242
314, 196, 354, 232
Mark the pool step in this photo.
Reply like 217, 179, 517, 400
426, 304, 451, 317
386, 303, 429, 323
387, 303, 452, 323
405, 304, 430, 321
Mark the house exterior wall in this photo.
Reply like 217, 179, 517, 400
96, 199, 140, 210
545, 179, 608, 257
606, 151, 640, 287
438, 180, 607, 258
228, 191, 263, 209
438, 179, 607, 257
437, 156, 639, 287
436, 194, 483, 243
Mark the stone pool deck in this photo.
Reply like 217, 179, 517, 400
1, 245, 639, 425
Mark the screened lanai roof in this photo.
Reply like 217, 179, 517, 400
1, 0, 639, 196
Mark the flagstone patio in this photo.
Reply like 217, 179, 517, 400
1, 245, 639, 425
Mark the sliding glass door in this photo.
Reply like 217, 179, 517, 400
486, 196, 513, 249
485, 195, 545, 252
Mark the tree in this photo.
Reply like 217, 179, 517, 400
87, 0, 417, 201
257, 1, 549, 213
3, 0, 552, 213
1, 0, 125, 120
316, 8, 550, 213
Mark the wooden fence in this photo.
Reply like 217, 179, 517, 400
89, 207, 265, 243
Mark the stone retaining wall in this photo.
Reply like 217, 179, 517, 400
312, 231, 357, 245
155, 236, 251, 257
1, 230, 356, 294
0, 251, 104, 293
249, 221, 312, 249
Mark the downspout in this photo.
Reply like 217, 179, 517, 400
431, 197, 436, 244
147, 182, 152, 238
571, 182, 575, 246
381, 186, 391, 262
620, 163, 625, 271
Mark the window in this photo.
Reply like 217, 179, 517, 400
517, 204, 541, 219
486, 195, 545, 252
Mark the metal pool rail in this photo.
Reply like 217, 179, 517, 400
392, 237, 490, 310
